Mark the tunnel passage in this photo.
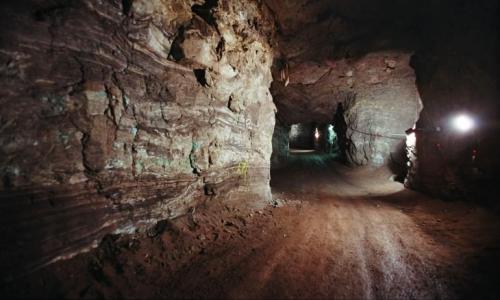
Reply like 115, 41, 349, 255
289, 123, 338, 152
271, 51, 422, 176
271, 121, 340, 169
273, 52, 422, 168
0, 0, 499, 298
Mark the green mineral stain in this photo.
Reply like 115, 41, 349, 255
192, 141, 201, 150
135, 160, 144, 174
155, 157, 171, 168
43, 94, 66, 115
85, 90, 107, 101
123, 95, 130, 108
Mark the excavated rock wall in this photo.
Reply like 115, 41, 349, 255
289, 123, 315, 149
268, 0, 498, 198
341, 52, 422, 166
0, 0, 275, 275
273, 51, 422, 167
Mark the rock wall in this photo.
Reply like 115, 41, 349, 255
289, 123, 315, 149
0, 0, 275, 276
273, 50, 422, 167
340, 52, 422, 166
267, 1, 423, 168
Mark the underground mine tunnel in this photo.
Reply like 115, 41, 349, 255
0, 0, 499, 299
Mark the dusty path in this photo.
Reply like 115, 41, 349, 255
3, 153, 500, 299
239, 159, 447, 299
160, 154, 500, 299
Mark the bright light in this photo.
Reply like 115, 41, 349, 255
406, 132, 416, 147
314, 128, 320, 139
406, 125, 416, 148
452, 114, 475, 132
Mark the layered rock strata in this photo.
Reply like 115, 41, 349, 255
0, 0, 275, 276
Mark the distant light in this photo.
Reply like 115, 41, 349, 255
452, 114, 475, 132
314, 128, 320, 139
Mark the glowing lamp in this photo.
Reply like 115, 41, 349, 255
314, 128, 320, 139
452, 114, 475, 133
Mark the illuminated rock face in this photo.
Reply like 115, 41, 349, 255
267, 0, 423, 167
0, 0, 275, 273
339, 52, 422, 166
272, 50, 422, 166
267, 0, 497, 180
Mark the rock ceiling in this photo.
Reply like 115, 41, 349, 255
262, 0, 471, 124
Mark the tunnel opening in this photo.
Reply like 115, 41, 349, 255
271, 121, 341, 170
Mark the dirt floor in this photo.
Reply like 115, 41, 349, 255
2, 153, 500, 299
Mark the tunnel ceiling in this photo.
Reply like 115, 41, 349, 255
264, 0, 419, 124
263, 0, 497, 125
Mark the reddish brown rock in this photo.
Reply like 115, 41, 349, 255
0, 0, 275, 276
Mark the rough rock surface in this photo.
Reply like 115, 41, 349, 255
266, 0, 423, 167
272, 50, 422, 166
267, 0, 498, 187
289, 123, 315, 149
340, 52, 422, 166
0, 0, 275, 275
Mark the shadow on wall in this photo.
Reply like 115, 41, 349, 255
271, 119, 290, 169
333, 103, 349, 163
388, 139, 408, 183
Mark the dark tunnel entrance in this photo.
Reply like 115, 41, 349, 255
271, 121, 342, 170
289, 123, 340, 154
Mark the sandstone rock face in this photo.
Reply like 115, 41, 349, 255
289, 123, 315, 149
267, 0, 498, 198
273, 50, 422, 166
267, 0, 423, 167
340, 52, 422, 166
0, 0, 275, 275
